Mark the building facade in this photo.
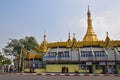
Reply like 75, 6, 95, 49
43, 7, 120, 74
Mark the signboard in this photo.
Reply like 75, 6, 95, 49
99, 62, 106, 65
86, 62, 92, 65
107, 62, 115, 65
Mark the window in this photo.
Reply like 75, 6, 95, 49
81, 51, 93, 57
81, 53, 85, 57
94, 51, 106, 57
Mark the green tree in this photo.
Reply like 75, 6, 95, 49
2, 58, 11, 65
3, 36, 39, 56
22, 36, 38, 51
0, 54, 4, 66
0, 55, 3, 66
3, 38, 21, 56
0, 54, 11, 66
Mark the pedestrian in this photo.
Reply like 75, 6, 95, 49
66, 67, 69, 73
63, 66, 65, 73
61, 67, 63, 73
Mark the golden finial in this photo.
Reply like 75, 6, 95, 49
106, 32, 110, 40
105, 32, 110, 47
67, 32, 71, 42
40, 32, 47, 53
73, 33, 75, 38
106, 32, 108, 37
87, 6, 92, 27
43, 30, 46, 40
44, 34, 46, 40
68, 32, 71, 39
87, 5, 91, 15
72, 33, 77, 42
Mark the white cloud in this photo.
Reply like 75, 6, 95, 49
93, 11, 120, 40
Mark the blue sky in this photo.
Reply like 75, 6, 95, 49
1, 0, 120, 52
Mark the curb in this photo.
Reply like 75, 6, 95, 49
16, 73, 120, 77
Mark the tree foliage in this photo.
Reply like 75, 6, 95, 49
0, 54, 11, 66
2, 58, 11, 65
23, 36, 38, 51
0, 54, 4, 61
3, 36, 39, 56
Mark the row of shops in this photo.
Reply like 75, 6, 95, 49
44, 62, 120, 74
14, 59, 120, 74
14, 46, 120, 74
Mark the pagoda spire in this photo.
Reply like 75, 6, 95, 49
105, 32, 111, 47
44, 33, 46, 41
67, 32, 71, 42
83, 6, 99, 41
87, 5, 92, 27
73, 33, 77, 42
40, 33, 47, 53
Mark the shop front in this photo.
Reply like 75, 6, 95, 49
99, 62, 107, 74
107, 62, 116, 74
79, 62, 93, 74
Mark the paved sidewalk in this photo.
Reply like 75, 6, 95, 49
15, 72, 120, 77
0, 74, 120, 80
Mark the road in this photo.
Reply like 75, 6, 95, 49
0, 74, 120, 80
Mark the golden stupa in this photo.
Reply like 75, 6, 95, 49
83, 6, 99, 41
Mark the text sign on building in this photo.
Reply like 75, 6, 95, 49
99, 62, 106, 65
86, 62, 92, 65
107, 62, 115, 65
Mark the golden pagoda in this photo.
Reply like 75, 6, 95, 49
83, 6, 99, 41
